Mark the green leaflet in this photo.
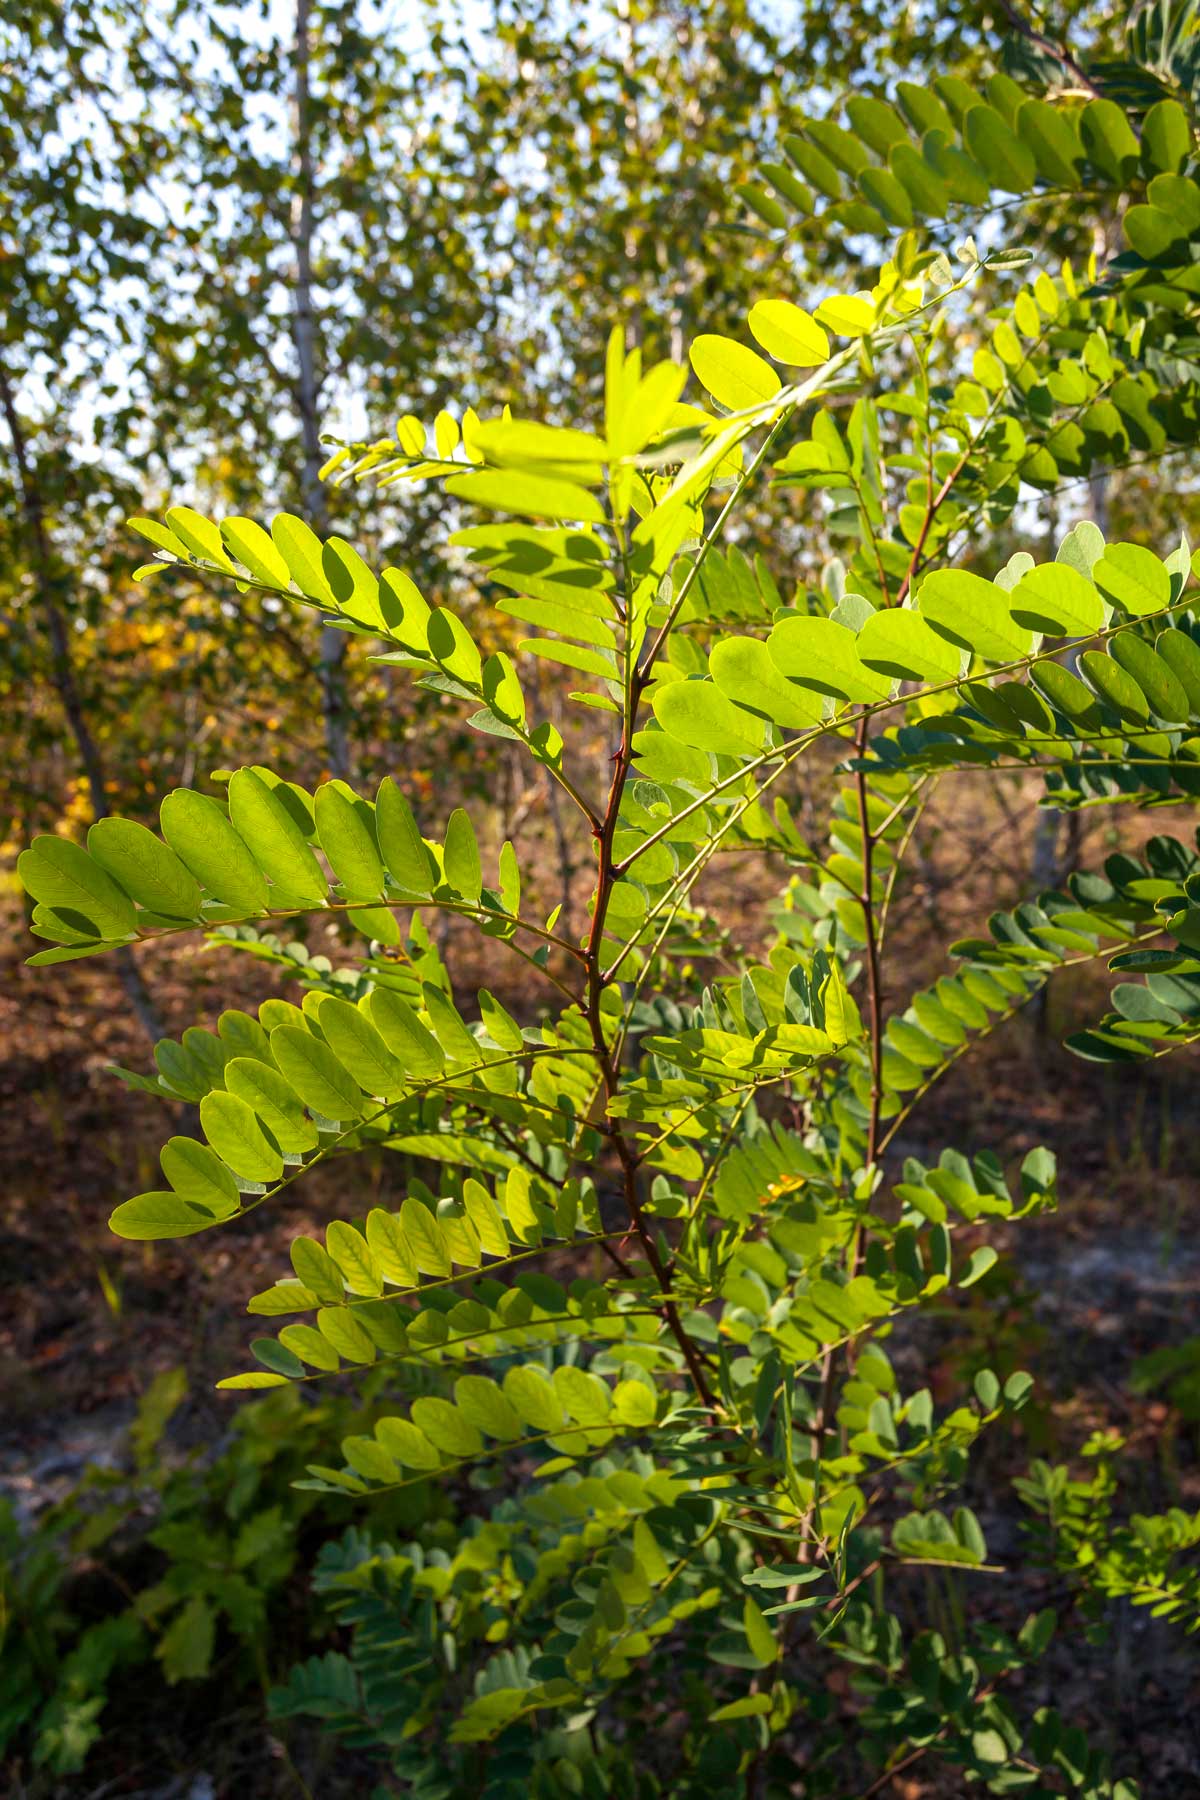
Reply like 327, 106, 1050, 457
742, 175, 796, 226
521, 638, 617, 679
496, 590, 618, 651
26, 941, 135, 965
846, 93, 908, 156
963, 105, 1037, 193
470, 418, 607, 471
269, 1025, 369, 1121
219, 515, 292, 588
923, 129, 990, 204
767, 615, 893, 705
650, 678, 767, 755
608, 352, 689, 456
462, 1177, 510, 1257
428, 607, 483, 688
747, 300, 829, 368
1156, 631, 1200, 713
856, 608, 961, 684
218, 1008, 270, 1057
375, 1417, 441, 1470
18, 837, 137, 941
411, 1396, 482, 1458
1109, 635, 1190, 723
323, 538, 384, 628
314, 781, 385, 899
917, 570, 1033, 665
271, 513, 336, 605
165, 504, 237, 571
378, 567, 431, 646
937, 78, 993, 121
478, 990, 524, 1052
342, 1436, 399, 1483
1030, 660, 1104, 728
1093, 544, 1171, 616
482, 651, 527, 730
805, 115, 870, 175
1125, 202, 1190, 261
503, 1364, 566, 1432
498, 841, 521, 916
365, 988, 446, 1079
1142, 99, 1191, 174
291, 1236, 344, 1304
743, 1597, 780, 1666
325, 1221, 383, 1296
783, 133, 843, 198
374, 778, 434, 897
365, 1207, 419, 1286
1147, 172, 1200, 231
709, 636, 826, 728
223, 1058, 318, 1155
228, 768, 328, 905
1008, 565, 1104, 638
554, 1363, 611, 1427
160, 789, 269, 913
277, 1323, 340, 1370
688, 334, 781, 411
86, 819, 201, 921
317, 998, 409, 1099
859, 165, 914, 227
895, 80, 955, 137
454, 1374, 524, 1441
1078, 650, 1150, 723
400, 1197, 452, 1276
1080, 96, 1139, 183
890, 141, 949, 216
442, 808, 483, 903
110, 1192, 231, 1240
129, 515, 190, 560
613, 1379, 657, 1426
159, 1137, 241, 1212
1014, 100, 1083, 187
200, 1091, 285, 1183
421, 986, 481, 1068
446, 469, 605, 526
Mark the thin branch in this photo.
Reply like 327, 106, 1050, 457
994, 0, 1104, 101
581, 540, 718, 1411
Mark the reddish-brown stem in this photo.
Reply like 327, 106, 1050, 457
893, 446, 973, 608
993, 0, 1103, 100
583, 694, 717, 1413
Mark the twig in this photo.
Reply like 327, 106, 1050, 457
994, 0, 1104, 101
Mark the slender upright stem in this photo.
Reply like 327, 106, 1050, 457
289, 0, 351, 780
0, 363, 163, 1044
582, 610, 716, 1411
0, 367, 109, 823
893, 444, 972, 609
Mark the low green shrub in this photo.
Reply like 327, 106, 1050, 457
0, 1371, 431, 1778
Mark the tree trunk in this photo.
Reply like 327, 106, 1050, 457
289, 0, 351, 780
0, 364, 163, 1044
